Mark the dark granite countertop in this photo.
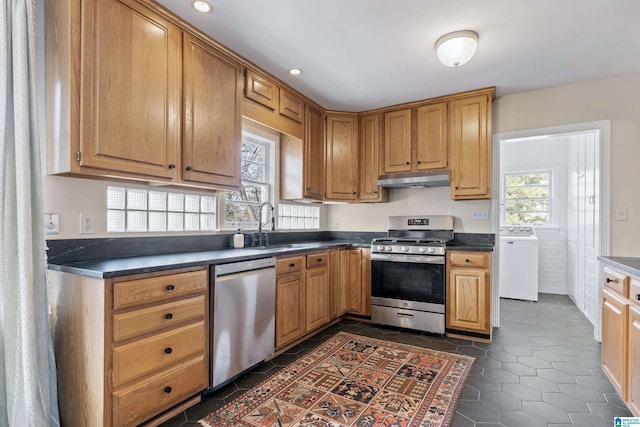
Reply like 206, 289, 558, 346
598, 256, 640, 277
445, 242, 495, 252
47, 241, 359, 279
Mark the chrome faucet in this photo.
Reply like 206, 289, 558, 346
254, 202, 275, 247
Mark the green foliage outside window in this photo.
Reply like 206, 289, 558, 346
504, 172, 551, 225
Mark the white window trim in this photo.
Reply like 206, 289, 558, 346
219, 130, 276, 230
501, 168, 556, 227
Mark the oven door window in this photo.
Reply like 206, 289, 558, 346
371, 260, 445, 305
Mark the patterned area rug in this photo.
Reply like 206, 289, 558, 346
199, 332, 474, 427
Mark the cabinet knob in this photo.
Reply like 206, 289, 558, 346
306, 186, 311, 191
636, 294, 640, 301
373, 190, 378, 194
417, 160, 422, 165
465, 259, 470, 263
168, 163, 176, 169
164, 386, 172, 394
164, 347, 173, 354
165, 313, 173, 320
186, 165, 193, 171
455, 186, 459, 190
318, 258, 323, 262
290, 263, 295, 268
606, 278, 614, 283
167, 284, 175, 291
352, 192, 357, 195
406, 161, 410, 165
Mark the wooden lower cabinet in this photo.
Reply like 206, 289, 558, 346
599, 262, 640, 416
628, 304, 640, 415
49, 267, 209, 427
306, 264, 330, 331
275, 271, 306, 348
344, 248, 371, 316
602, 287, 629, 399
446, 251, 491, 338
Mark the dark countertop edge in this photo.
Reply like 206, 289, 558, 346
598, 256, 640, 277
47, 241, 357, 279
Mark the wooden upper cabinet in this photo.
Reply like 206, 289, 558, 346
77, 0, 182, 180
303, 104, 325, 200
383, 109, 412, 173
359, 113, 385, 202
416, 102, 448, 170
182, 34, 242, 189
279, 88, 304, 124
245, 69, 277, 110
325, 113, 359, 201
450, 92, 493, 199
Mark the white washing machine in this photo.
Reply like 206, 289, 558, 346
499, 226, 539, 301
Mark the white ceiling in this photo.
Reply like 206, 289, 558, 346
155, 0, 640, 111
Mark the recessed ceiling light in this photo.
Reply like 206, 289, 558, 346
288, 68, 303, 76
192, 0, 212, 13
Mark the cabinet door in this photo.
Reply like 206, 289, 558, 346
325, 113, 359, 201
629, 304, 640, 416
383, 109, 412, 173
279, 88, 304, 124
306, 267, 330, 331
275, 273, 305, 348
329, 249, 346, 320
602, 288, 629, 399
245, 68, 277, 110
450, 95, 491, 199
360, 249, 372, 316
303, 104, 325, 200
182, 34, 241, 189
446, 267, 489, 334
359, 114, 384, 202
345, 249, 363, 314
416, 102, 448, 170
79, 0, 181, 180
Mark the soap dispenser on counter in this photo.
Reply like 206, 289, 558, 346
233, 229, 244, 249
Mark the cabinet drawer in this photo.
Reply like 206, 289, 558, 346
113, 354, 207, 427
603, 267, 629, 298
113, 321, 205, 387
277, 256, 304, 274
113, 295, 206, 343
307, 251, 329, 269
114, 269, 207, 310
631, 277, 640, 306
448, 251, 489, 269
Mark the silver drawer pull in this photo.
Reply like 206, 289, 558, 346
397, 312, 414, 318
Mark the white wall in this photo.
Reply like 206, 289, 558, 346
326, 186, 491, 232
494, 72, 640, 256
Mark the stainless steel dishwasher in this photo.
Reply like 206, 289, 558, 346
211, 257, 276, 388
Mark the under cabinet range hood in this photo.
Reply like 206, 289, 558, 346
376, 170, 450, 188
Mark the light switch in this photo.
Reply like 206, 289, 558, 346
615, 208, 628, 221
472, 209, 489, 220
80, 213, 96, 234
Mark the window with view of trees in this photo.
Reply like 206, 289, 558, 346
223, 132, 272, 227
503, 171, 551, 225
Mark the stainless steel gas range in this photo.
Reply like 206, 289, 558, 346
370, 215, 454, 334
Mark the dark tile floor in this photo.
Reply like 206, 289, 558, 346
160, 294, 632, 426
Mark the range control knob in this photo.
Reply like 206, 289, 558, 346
377, 245, 385, 252
419, 247, 427, 253
386, 245, 393, 252
428, 247, 436, 254
402, 246, 409, 252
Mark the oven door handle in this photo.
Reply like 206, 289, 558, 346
397, 312, 414, 318
370, 253, 445, 264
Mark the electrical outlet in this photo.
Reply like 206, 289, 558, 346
44, 213, 59, 234
80, 213, 95, 234
472, 209, 489, 220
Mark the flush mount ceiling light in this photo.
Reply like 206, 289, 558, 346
288, 68, 303, 76
192, 0, 212, 13
435, 30, 479, 67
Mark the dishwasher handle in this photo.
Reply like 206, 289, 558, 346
215, 257, 276, 277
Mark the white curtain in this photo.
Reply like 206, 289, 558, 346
0, 0, 60, 425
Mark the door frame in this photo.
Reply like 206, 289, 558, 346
491, 120, 611, 341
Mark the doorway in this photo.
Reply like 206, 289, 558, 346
491, 121, 610, 341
